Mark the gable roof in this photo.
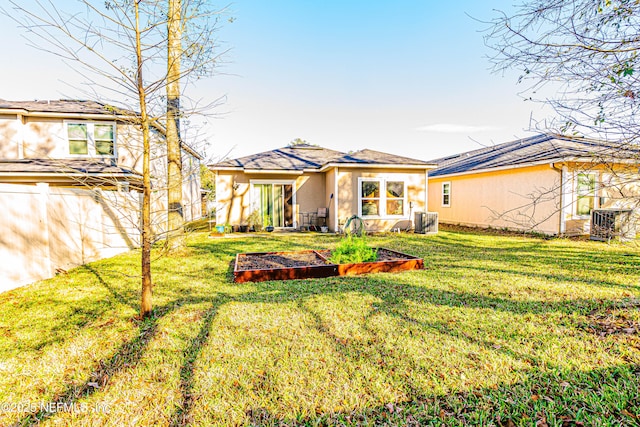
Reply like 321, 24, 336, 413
211, 144, 434, 172
428, 133, 640, 177
214, 144, 345, 171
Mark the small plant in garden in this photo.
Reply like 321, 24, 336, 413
247, 210, 262, 231
329, 235, 378, 264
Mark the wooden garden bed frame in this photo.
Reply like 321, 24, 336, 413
233, 248, 423, 283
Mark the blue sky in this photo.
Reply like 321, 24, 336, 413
0, 1, 550, 162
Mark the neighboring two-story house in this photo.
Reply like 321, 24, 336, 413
0, 99, 202, 290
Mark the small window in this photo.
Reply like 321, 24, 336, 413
575, 172, 596, 216
94, 124, 115, 156
68, 123, 89, 155
386, 181, 404, 215
442, 182, 451, 207
361, 180, 380, 216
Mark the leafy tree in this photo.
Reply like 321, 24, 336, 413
485, 0, 640, 144
200, 163, 215, 207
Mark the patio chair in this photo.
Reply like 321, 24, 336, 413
317, 207, 328, 228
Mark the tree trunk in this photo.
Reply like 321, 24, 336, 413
135, 0, 153, 318
166, 0, 184, 248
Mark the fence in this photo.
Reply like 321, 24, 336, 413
0, 183, 141, 292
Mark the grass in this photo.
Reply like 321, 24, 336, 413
0, 227, 638, 426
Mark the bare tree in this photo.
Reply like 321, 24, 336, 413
4, 0, 226, 317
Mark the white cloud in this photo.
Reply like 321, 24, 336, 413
416, 124, 502, 133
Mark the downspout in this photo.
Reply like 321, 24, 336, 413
333, 167, 339, 232
17, 114, 25, 159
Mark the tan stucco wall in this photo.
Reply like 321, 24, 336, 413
0, 114, 143, 168
337, 168, 427, 232
215, 171, 327, 227
325, 169, 337, 230
428, 164, 562, 235
561, 163, 640, 235
0, 115, 21, 159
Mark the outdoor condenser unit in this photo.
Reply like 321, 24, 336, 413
414, 212, 438, 234
590, 209, 636, 242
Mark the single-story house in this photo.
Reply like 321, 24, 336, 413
0, 99, 203, 290
210, 143, 436, 233
427, 133, 640, 236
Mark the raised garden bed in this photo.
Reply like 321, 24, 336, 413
233, 248, 423, 283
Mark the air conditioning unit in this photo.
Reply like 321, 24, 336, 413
590, 209, 636, 242
414, 212, 438, 234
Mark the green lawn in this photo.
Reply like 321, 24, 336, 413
0, 228, 638, 426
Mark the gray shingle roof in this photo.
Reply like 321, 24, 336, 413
333, 149, 432, 166
0, 159, 142, 177
428, 134, 640, 177
212, 144, 433, 171
214, 144, 345, 170
0, 99, 135, 116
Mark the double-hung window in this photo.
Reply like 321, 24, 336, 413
359, 178, 406, 218
575, 172, 597, 217
442, 182, 451, 207
67, 122, 116, 157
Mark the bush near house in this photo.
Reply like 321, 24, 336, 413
0, 227, 638, 426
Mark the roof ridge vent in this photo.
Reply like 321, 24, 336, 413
291, 143, 322, 150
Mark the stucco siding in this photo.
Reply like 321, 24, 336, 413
215, 172, 327, 227
0, 115, 21, 159
562, 163, 640, 235
338, 168, 427, 232
325, 169, 337, 230
295, 174, 326, 220
428, 165, 561, 235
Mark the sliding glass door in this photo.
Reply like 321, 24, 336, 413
252, 182, 294, 228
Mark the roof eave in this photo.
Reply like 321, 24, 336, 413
319, 163, 436, 172
429, 160, 556, 179
0, 109, 134, 121
432, 155, 640, 179
243, 169, 305, 175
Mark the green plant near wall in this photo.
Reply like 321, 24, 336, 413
329, 235, 378, 264
247, 210, 262, 231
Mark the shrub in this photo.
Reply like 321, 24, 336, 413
329, 235, 378, 264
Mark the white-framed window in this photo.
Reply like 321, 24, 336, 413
574, 171, 598, 217
441, 182, 451, 207
358, 178, 407, 218
66, 122, 116, 157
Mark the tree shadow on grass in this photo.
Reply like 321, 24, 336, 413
169, 294, 230, 427
243, 363, 640, 426
11, 304, 169, 427
83, 264, 139, 312
8, 232, 639, 426
10, 290, 221, 427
